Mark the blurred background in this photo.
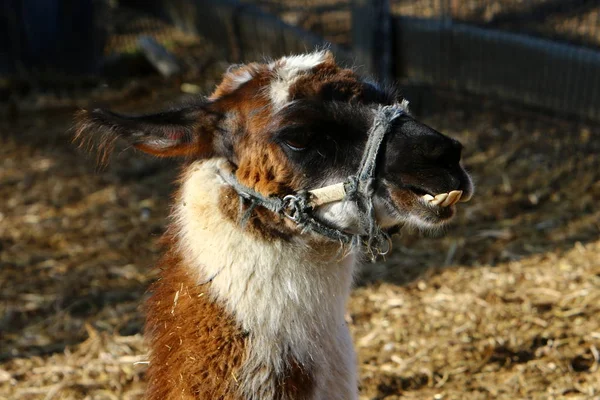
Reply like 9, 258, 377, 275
1, 1, 599, 399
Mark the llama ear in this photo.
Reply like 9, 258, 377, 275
74, 105, 220, 164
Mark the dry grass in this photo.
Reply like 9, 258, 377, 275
1, 64, 599, 400
354, 242, 600, 399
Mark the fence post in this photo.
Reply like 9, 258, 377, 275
351, 0, 393, 84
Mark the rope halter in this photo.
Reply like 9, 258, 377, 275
217, 104, 405, 260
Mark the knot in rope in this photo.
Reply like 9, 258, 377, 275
218, 104, 405, 260
343, 105, 404, 259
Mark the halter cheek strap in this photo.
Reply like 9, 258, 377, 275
217, 104, 404, 259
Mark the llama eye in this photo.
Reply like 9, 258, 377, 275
283, 139, 309, 152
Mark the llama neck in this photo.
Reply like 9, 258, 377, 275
174, 159, 356, 363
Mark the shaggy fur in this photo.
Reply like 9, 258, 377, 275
175, 159, 357, 399
73, 50, 473, 400
145, 233, 323, 400
145, 247, 246, 400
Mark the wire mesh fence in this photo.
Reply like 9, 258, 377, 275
384, 0, 600, 121
244, 0, 352, 46
216, 0, 600, 120
2, 0, 600, 120
225, 1, 600, 51
391, 0, 600, 49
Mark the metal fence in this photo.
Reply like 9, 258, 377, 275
3, 0, 600, 121
231, 0, 600, 120
245, 0, 600, 50
389, 0, 600, 121
245, 0, 352, 47
392, 0, 600, 49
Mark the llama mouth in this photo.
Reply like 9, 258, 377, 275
307, 183, 471, 233
409, 189, 470, 225
382, 187, 471, 229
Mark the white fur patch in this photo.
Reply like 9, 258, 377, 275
219, 68, 255, 94
316, 200, 361, 233
175, 159, 359, 400
314, 192, 406, 235
398, 98, 410, 112
269, 51, 329, 109
230, 69, 253, 87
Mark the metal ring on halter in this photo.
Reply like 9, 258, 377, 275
378, 234, 393, 256
217, 104, 404, 259
282, 194, 301, 222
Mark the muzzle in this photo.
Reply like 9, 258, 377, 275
217, 105, 404, 260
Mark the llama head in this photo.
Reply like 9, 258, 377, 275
75, 50, 472, 241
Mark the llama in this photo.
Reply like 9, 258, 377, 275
75, 50, 473, 400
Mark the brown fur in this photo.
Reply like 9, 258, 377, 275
72, 109, 121, 166
145, 246, 246, 400
288, 63, 363, 103
210, 63, 266, 101
280, 358, 315, 400
218, 185, 297, 242
145, 241, 317, 399
207, 66, 311, 242
73, 107, 221, 166
73, 52, 471, 400
141, 64, 367, 398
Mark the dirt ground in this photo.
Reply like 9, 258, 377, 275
1, 35, 600, 400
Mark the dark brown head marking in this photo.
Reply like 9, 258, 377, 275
74, 50, 472, 236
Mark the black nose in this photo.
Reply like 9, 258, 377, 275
383, 119, 461, 171
381, 118, 469, 194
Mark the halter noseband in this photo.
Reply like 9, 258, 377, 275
217, 104, 404, 259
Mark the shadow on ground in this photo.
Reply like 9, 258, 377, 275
1, 88, 598, 365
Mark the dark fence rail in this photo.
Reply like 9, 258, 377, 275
135, 0, 600, 121
394, 17, 600, 121
2, 0, 600, 121
0, 0, 102, 75
391, 0, 600, 49
121, 0, 352, 64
